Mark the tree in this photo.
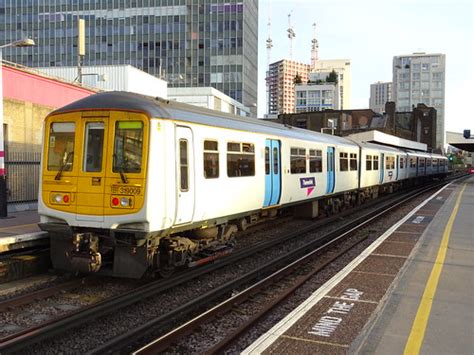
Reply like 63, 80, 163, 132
294, 73, 302, 84
325, 70, 338, 84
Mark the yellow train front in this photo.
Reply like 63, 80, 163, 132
39, 94, 151, 278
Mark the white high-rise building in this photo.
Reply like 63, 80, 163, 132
369, 81, 392, 113
313, 59, 351, 109
392, 53, 446, 149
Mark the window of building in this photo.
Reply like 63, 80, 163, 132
291, 147, 306, 174
385, 156, 395, 169
339, 152, 349, 171
203, 140, 219, 178
227, 142, 255, 177
350, 153, 358, 171
309, 149, 322, 173
366, 155, 373, 171
373, 155, 379, 170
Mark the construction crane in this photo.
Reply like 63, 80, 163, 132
266, 17, 273, 68
311, 23, 319, 69
287, 11, 296, 60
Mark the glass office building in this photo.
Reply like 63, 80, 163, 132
0, 0, 258, 114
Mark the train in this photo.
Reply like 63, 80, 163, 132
38, 91, 448, 278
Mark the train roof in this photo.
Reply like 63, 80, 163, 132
353, 141, 404, 153
50, 91, 358, 148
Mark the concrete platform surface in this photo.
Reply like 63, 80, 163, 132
243, 177, 473, 355
0, 210, 45, 253
356, 176, 474, 354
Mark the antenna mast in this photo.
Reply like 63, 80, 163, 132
287, 11, 296, 59
311, 22, 319, 69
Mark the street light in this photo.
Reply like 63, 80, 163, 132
0, 38, 36, 218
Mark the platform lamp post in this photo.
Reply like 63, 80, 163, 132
0, 38, 35, 218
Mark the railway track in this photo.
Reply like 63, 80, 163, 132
0, 177, 464, 353
94, 178, 463, 354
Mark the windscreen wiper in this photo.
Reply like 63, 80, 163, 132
113, 154, 128, 184
55, 151, 74, 180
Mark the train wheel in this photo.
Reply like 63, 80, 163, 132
159, 265, 176, 278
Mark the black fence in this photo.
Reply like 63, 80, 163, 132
5, 152, 41, 205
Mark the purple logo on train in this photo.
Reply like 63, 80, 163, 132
300, 177, 316, 196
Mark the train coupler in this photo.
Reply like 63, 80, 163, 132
68, 233, 102, 273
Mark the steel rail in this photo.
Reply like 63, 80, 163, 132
0, 176, 464, 353
132, 182, 462, 355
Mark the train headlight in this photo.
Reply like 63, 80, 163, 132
54, 194, 62, 203
120, 197, 129, 207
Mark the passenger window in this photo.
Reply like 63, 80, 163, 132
410, 158, 416, 168
350, 153, 358, 171
373, 155, 379, 170
419, 158, 425, 168
309, 149, 322, 173
227, 142, 255, 177
47, 122, 75, 171
366, 155, 372, 171
83, 122, 104, 172
339, 152, 348, 171
273, 147, 279, 174
385, 156, 395, 169
400, 157, 404, 169
265, 147, 270, 175
203, 140, 219, 179
291, 147, 306, 174
426, 159, 431, 167
179, 139, 189, 190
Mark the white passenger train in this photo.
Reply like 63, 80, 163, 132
39, 92, 448, 278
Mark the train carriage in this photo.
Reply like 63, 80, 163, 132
39, 91, 448, 278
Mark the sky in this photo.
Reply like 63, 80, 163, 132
257, 0, 473, 134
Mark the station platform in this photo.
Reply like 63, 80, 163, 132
0, 210, 46, 253
244, 176, 473, 354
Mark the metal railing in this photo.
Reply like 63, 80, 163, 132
5, 151, 41, 205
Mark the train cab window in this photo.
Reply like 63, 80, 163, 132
366, 155, 373, 171
339, 152, 349, 171
410, 158, 416, 168
47, 122, 75, 171
204, 140, 219, 179
83, 122, 104, 172
400, 157, 405, 169
385, 156, 395, 169
227, 142, 255, 177
309, 149, 322, 173
113, 121, 143, 173
291, 148, 306, 174
373, 155, 379, 170
350, 153, 358, 171
179, 140, 189, 190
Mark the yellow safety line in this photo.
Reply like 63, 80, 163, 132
404, 183, 467, 355
0, 223, 38, 232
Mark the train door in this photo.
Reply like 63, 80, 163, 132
379, 153, 385, 183
263, 139, 281, 207
76, 115, 108, 222
326, 147, 335, 194
175, 126, 195, 224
